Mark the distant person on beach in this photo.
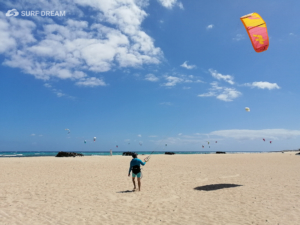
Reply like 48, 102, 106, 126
110, 149, 112, 156
128, 153, 146, 191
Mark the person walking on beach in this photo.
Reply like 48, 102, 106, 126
128, 153, 146, 191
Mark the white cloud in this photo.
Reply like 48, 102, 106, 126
163, 76, 184, 86
75, 77, 107, 87
31, 134, 36, 136
181, 61, 196, 69
216, 88, 241, 102
153, 129, 300, 146
44, 83, 52, 88
157, 0, 184, 9
44, 82, 74, 98
206, 24, 214, 30
145, 73, 159, 82
244, 82, 280, 90
233, 34, 245, 41
209, 69, 234, 85
0, 0, 163, 86
210, 129, 300, 140
198, 82, 241, 102
198, 92, 216, 97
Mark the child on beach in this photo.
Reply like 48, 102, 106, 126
128, 153, 146, 191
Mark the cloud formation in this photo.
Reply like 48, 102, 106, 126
209, 69, 234, 85
145, 73, 159, 82
157, 0, 184, 9
210, 129, 300, 140
198, 82, 242, 102
0, 0, 163, 86
206, 24, 214, 30
181, 61, 196, 69
244, 82, 280, 90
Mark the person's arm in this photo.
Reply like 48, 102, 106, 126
138, 158, 146, 166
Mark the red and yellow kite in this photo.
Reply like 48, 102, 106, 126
240, 12, 269, 53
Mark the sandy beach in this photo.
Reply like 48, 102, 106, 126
0, 152, 299, 225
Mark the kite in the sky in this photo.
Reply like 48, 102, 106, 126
270, 141, 272, 144
65, 129, 70, 134
93, 137, 96, 142
165, 144, 167, 147
116, 145, 118, 148
245, 107, 250, 112
215, 141, 217, 143
84, 140, 86, 144
240, 12, 269, 53
202, 145, 204, 148
263, 138, 265, 142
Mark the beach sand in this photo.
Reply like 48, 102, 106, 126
0, 152, 299, 225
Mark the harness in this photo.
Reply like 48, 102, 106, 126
132, 165, 141, 175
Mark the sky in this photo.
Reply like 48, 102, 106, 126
0, 0, 300, 152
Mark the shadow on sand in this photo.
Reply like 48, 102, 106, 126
117, 190, 136, 193
194, 183, 242, 191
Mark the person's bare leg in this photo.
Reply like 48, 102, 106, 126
132, 177, 136, 190
137, 177, 141, 191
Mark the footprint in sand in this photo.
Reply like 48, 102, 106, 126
219, 174, 240, 179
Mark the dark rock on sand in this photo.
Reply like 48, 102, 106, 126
216, 151, 226, 154
122, 152, 137, 156
56, 151, 84, 157
165, 152, 175, 155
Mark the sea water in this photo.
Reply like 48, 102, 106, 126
0, 151, 262, 157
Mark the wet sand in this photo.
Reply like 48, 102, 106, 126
0, 152, 299, 225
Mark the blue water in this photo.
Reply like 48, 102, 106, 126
0, 151, 262, 157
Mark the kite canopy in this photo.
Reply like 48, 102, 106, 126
240, 12, 269, 53
245, 107, 250, 112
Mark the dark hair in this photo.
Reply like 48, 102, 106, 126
132, 153, 137, 158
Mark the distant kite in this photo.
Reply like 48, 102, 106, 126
245, 107, 250, 112
165, 144, 167, 147
84, 140, 86, 144
240, 12, 269, 53
270, 141, 272, 144
116, 145, 118, 148
202, 145, 204, 148
93, 137, 96, 142
65, 129, 70, 134
263, 138, 265, 142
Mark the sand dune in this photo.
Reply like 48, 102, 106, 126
0, 152, 299, 224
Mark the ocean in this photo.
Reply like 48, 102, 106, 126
0, 151, 263, 157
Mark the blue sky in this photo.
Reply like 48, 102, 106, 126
1, 0, 299, 152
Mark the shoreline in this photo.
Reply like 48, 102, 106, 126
0, 150, 299, 158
